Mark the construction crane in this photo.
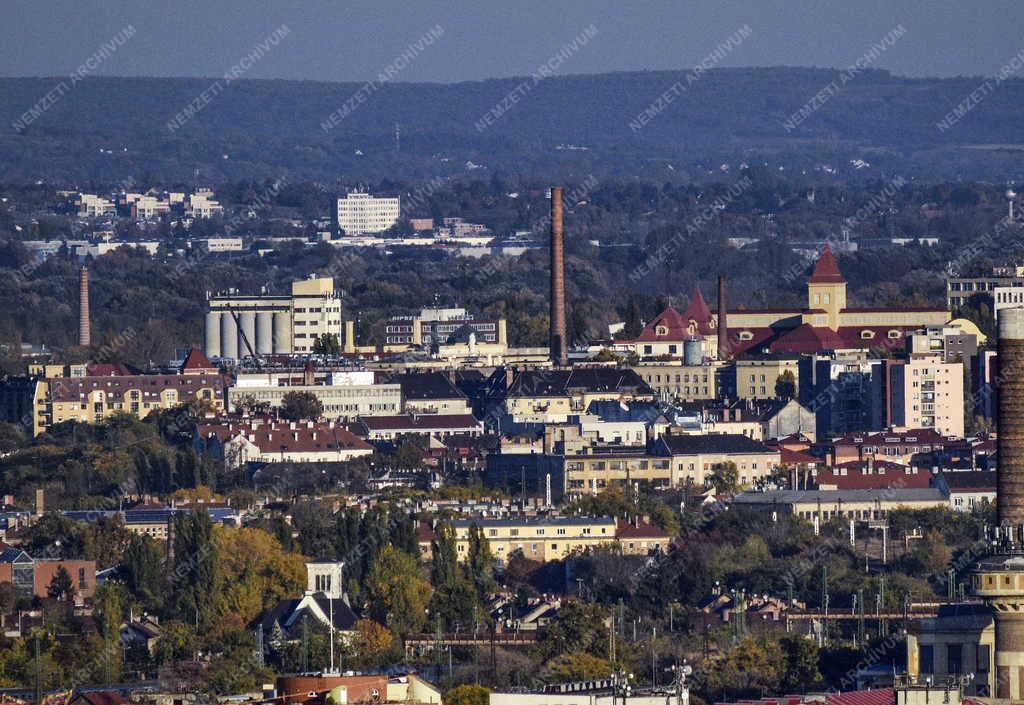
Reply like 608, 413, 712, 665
225, 305, 263, 370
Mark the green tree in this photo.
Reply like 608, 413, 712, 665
312, 333, 342, 356
779, 634, 821, 691
280, 391, 324, 421
708, 461, 739, 493
444, 684, 490, 705
466, 523, 497, 598
46, 566, 74, 601
124, 533, 167, 610
170, 508, 219, 628
775, 370, 796, 399
366, 545, 431, 637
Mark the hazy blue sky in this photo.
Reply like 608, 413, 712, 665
3, 0, 1023, 83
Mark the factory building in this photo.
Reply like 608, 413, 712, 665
204, 276, 342, 360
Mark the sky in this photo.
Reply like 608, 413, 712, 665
2, 0, 1023, 83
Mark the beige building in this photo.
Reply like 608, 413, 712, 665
657, 433, 780, 487
734, 355, 800, 400
418, 516, 671, 563
561, 434, 780, 493
32, 352, 226, 436
888, 353, 965, 437
205, 276, 343, 359
632, 362, 718, 401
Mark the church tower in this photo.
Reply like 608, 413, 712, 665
807, 247, 847, 330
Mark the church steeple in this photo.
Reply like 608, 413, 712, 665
807, 247, 847, 330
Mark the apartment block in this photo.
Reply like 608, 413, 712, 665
888, 353, 965, 437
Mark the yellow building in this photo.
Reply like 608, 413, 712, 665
733, 355, 800, 400
32, 351, 226, 436
417, 516, 671, 563
632, 362, 718, 401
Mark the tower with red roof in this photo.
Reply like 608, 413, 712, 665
807, 247, 847, 330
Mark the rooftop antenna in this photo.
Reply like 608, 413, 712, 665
395, 122, 401, 153
1008, 187, 1017, 221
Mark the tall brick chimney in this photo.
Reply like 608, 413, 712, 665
717, 275, 729, 360
78, 266, 91, 347
550, 187, 568, 367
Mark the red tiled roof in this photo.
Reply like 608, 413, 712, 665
771, 323, 848, 353
74, 692, 128, 705
826, 688, 894, 705
199, 419, 373, 454
682, 288, 715, 335
181, 348, 215, 371
778, 447, 819, 465
47, 373, 226, 402
808, 246, 846, 284
631, 307, 692, 342
815, 462, 932, 490
616, 518, 670, 539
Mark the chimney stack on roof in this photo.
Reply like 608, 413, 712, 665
550, 187, 568, 367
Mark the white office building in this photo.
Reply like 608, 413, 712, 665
334, 192, 401, 234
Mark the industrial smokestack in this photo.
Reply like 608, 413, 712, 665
999, 307, 1024, 526
78, 266, 91, 347
717, 275, 729, 360
550, 187, 568, 367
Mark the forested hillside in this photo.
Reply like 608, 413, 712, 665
2, 68, 1024, 184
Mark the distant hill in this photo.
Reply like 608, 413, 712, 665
1, 67, 1023, 184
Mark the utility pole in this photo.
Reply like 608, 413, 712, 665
651, 626, 657, 687
856, 589, 865, 648
34, 633, 41, 705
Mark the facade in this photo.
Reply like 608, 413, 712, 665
205, 276, 342, 359
383, 371, 473, 415
229, 376, 401, 420
74, 193, 116, 217
183, 190, 223, 218
734, 355, 801, 400
334, 192, 401, 234
906, 326, 980, 364
947, 266, 1024, 309
0, 548, 96, 603
657, 433, 780, 487
33, 369, 226, 436
632, 362, 718, 401
384, 307, 505, 347
906, 604, 994, 696
417, 516, 670, 563
807, 354, 888, 439
933, 470, 997, 511
888, 353, 965, 437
